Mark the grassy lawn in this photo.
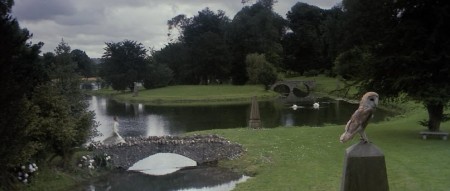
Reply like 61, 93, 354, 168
192, 103, 450, 191
90, 85, 278, 105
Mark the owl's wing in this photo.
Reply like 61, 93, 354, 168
346, 107, 374, 132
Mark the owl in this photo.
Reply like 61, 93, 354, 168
340, 92, 379, 143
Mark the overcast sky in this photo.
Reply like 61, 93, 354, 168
12, 0, 341, 58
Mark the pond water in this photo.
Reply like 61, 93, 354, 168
82, 95, 394, 191
89, 95, 393, 141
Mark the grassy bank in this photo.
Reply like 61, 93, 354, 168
193, 103, 450, 191
89, 85, 278, 105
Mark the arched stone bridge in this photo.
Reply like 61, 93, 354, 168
91, 134, 244, 169
271, 80, 316, 98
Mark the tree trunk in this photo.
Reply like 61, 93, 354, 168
426, 103, 443, 132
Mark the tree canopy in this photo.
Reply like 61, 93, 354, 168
1, 3, 95, 188
337, 0, 450, 131
100, 40, 149, 90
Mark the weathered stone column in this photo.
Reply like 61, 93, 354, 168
133, 82, 138, 97
341, 142, 389, 191
249, 96, 261, 129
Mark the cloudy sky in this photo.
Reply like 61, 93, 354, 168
12, 0, 341, 58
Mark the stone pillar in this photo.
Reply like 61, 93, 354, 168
248, 96, 261, 129
341, 142, 389, 191
133, 82, 138, 97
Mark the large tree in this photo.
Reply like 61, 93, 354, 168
1, 2, 94, 188
227, 0, 285, 84
167, 8, 231, 84
71, 49, 95, 78
283, 2, 326, 73
338, 0, 450, 131
0, 1, 47, 188
41, 40, 95, 165
100, 40, 149, 90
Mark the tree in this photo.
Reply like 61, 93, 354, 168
227, 0, 285, 84
0, 1, 48, 188
71, 49, 95, 78
284, 2, 327, 73
153, 42, 190, 84
100, 40, 148, 90
42, 40, 95, 166
143, 61, 173, 89
339, 0, 450, 131
1, 2, 95, 188
167, 8, 232, 84
246, 53, 278, 90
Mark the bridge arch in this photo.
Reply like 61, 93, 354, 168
271, 80, 315, 98
92, 135, 244, 169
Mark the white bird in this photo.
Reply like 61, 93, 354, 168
313, 102, 320, 109
340, 92, 379, 143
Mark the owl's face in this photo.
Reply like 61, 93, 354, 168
361, 92, 379, 108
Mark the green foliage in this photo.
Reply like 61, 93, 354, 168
339, 0, 450, 131
0, 15, 95, 188
283, 2, 327, 73
333, 46, 373, 80
0, 3, 49, 188
71, 49, 95, 78
100, 40, 148, 91
245, 53, 277, 90
165, 8, 232, 84
143, 62, 173, 89
227, 0, 285, 84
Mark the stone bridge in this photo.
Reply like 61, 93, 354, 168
91, 134, 244, 169
271, 80, 316, 98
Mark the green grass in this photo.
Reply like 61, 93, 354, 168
90, 85, 278, 105
192, 104, 450, 191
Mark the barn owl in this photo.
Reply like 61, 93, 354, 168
340, 92, 379, 143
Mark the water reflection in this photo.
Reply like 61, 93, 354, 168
129, 153, 197, 176
71, 167, 249, 191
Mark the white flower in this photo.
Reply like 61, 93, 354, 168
24, 173, 28, 178
32, 163, 37, 168
89, 159, 94, 163
23, 179, 28, 183
82, 156, 87, 160
21, 165, 25, 170
78, 164, 83, 167
18, 176, 22, 180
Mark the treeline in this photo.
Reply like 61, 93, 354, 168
98, 0, 343, 90
0, 2, 96, 189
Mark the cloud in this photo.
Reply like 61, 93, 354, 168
12, 0, 340, 58
13, 0, 76, 21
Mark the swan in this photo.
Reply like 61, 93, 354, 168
313, 102, 320, 109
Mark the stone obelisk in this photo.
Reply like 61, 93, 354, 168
248, 96, 261, 129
